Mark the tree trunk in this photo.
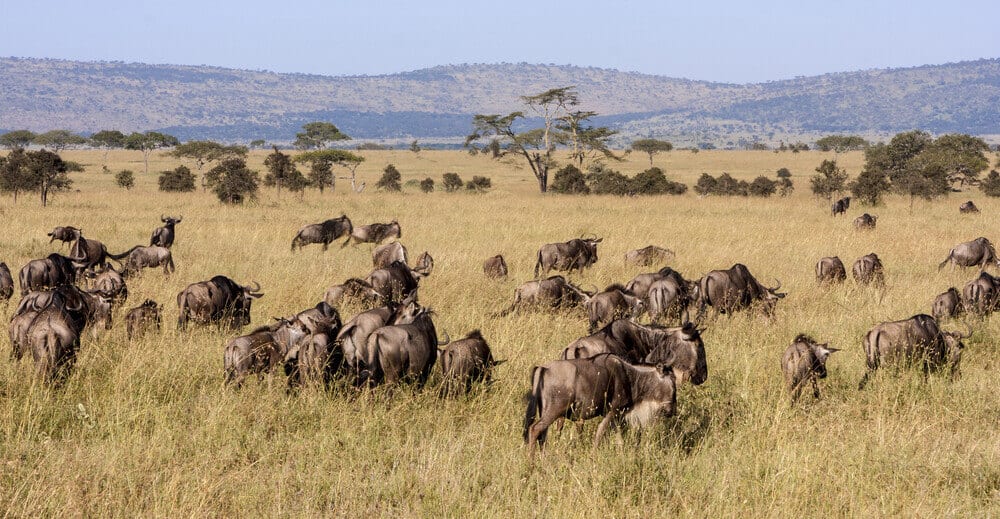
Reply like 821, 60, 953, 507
143, 150, 150, 175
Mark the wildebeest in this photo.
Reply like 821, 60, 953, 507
523, 353, 677, 453
89, 265, 128, 304
109, 245, 175, 277
324, 278, 384, 309
17, 285, 106, 382
495, 275, 594, 316
831, 196, 851, 216
291, 215, 353, 251
366, 302, 448, 386
69, 230, 112, 273
815, 256, 847, 284
853, 213, 877, 230
373, 241, 408, 269
47, 225, 80, 246
125, 299, 161, 340
647, 270, 694, 324
961, 271, 1000, 316
279, 303, 343, 387
483, 254, 508, 279
937, 237, 998, 271
781, 334, 838, 402
561, 321, 708, 386
931, 287, 963, 319
350, 220, 401, 245
959, 200, 980, 214
18, 253, 78, 296
852, 253, 885, 287
624, 245, 675, 267
858, 314, 969, 389
585, 284, 645, 333
150, 215, 182, 248
365, 257, 433, 304
0, 262, 13, 301
338, 301, 401, 384
534, 237, 602, 277
695, 263, 785, 318
223, 318, 311, 388
176, 276, 264, 329
439, 329, 503, 397
625, 266, 685, 300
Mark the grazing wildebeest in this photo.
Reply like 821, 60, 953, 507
89, 265, 128, 304
853, 213, 877, 230
109, 245, 175, 277
9, 285, 104, 361
291, 215, 353, 251
781, 334, 838, 402
831, 196, 851, 216
932, 287, 963, 319
962, 271, 1000, 316
365, 258, 433, 304
366, 302, 448, 386
495, 275, 594, 316
852, 253, 885, 287
25, 305, 85, 383
277, 303, 343, 387
624, 246, 675, 267
350, 220, 401, 245
324, 278, 384, 309
815, 256, 847, 284
47, 225, 80, 246
647, 271, 694, 324
125, 299, 161, 341
483, 254, 508, 279
858, 314, 969, 389
585, 284, 645, 333
534, 237, 602, 277
69, 230, 112, 273
937, 237, 998, 271
18, 253, 78, 296
176, 276, 264, 329
373, 241, 408, 269
561, 321, 708, 386
439, 330, 503, 397
0, 262, 13, 301
338, 301, 401, 384
959, 200, 980, 214
523, 353, 677, 453
625, 266, 686, 300
695, 263, 785, 318
150, 215, 182, 248
223, 318, 311, 388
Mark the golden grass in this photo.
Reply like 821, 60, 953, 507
0, 148, 998, 516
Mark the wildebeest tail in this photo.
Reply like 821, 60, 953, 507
108, 245, 142, 261
533, 250, 542, 278
937, 251, 953, 270
523, 366, 544, 442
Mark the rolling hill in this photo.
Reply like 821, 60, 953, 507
1, 57, 999, 145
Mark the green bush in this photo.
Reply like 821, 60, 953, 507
550, 165, 589, 194
420, 178, 435, 193
158, 165, 196, 192
748, 176, 777, 197
376, 164, 402, 192
466, 176, 492, 192
115, 170, 134, 190
980, 170, 1000, 197
442, 172, 463, 192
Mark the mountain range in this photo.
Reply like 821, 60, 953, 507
2, 57, 999, 146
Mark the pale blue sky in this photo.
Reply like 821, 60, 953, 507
2, 0, 997, 83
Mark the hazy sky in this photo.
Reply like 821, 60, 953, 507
2, 0, 997, 83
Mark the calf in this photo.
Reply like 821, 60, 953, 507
931, 287, 963, 319
439, 330, 503, 397
853, 213, 877, 230
959, 200, 979, 214
815, 256, 846, 284
585, 284, 645, 333
523, 354, 676, 454
125, 300, 162, 341
781, 334, 838, 402
483, 254, 508, 279
852, 253, 885, 287
831, 196, 851, 216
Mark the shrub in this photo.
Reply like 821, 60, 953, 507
586, 166, 631, 196
420, 178, 435, 193
206, 158, 259, 204
550, 165, 589, 194
442, 172, 463, 192
776, 168, 791, 179
748, 176, 777, 197
158, 165, 196, 192
850, 168, 892, 205
629, 167, 687, 195
376, 164, 402, 192
980, 170, 1000, 197
810, 159, 848, 200
466, 176, 492, 192
694, 173, 718, 195
115, 170, 134, 190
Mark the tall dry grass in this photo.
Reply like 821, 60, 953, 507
0, 149, 998, 516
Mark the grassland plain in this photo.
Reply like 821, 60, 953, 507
0, 149, 998, 517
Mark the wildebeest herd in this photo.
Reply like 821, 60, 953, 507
3, 203, 997, 454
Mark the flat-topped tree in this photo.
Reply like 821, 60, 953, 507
33, 130, 87, 152
294, 122, 350, 150
125, 131, 179, 174
558, 110, 619, 168
167, 140, 248, 174
90, 130, 126, 167
631, 138, 674, 166
293, 149, 365, 193
0, 130, 36, 149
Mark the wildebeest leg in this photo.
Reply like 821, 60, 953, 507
789, 380, 804, 403
858, 370, 873, 390
593, 413, 618, 450
811, 377, 821, 399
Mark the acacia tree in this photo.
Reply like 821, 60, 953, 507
630, 138, 674, 166
205, 158, 259, 204
294, 122, 350, 150
293, 149, 365, 193
263, 146, 304, 197
90, 130, 126, 167
0, 149, 31, 201
810, 159, 848, 200
125, 131, 179, 174
33, 130, 87, 152
0, 130, 36, 149
167, 140, 248, 174
465, 87, 581, 193
557, 110, 618, 167
25, 149, 75, 206
815, 135, 868, 153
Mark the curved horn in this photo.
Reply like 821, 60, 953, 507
437, 330, 451, 346
770, 278, 782, 291
248, 281, 262, 293
161, 214, 166, 222
956, 321, 973, 339
586, 284, 599, 295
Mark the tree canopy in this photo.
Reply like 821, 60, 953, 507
630, 139, 674, 166
205, 158, 259, 204
815, 135, 868, 152
810, 159, 848, 200
167, 140, 247, 172
0, 130, 37, 149
33, 129, 87, 151
125, 131, 179, 174
294, 122, 350, 150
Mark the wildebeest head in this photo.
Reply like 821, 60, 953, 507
645, 322, 707, 385
234, 281, 265, 326
162, 215, 183, 225
414, 252, 434, 276
941, 324, 972, 380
